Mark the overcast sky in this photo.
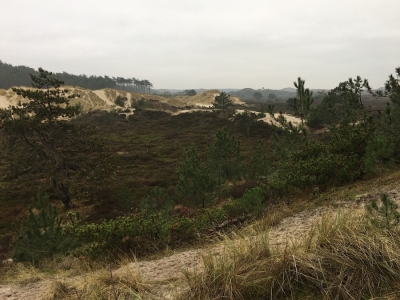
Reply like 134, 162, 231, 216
1, 0, 399, 89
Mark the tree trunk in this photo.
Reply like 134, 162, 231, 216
52, 178, 75, 208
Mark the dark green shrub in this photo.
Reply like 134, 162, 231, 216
246, 140, 269, 180
366, 194, 400, 230
223, 200, 246, 219
115, 95, 127, 107
207, 127, 243, 181
212, 92, 233, 109
131, 97, 147, 109
171, 216, 196, 242
176, 146, 218, 208
195, 208, 226, 232
363, 133, 396, 173
14, 190, 78, 262
239, 187, 265, 216
68, 211, 171, 257
140, 187, 174, 217
306, 107, 324, 129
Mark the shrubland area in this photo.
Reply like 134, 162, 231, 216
0, 67, 400, 299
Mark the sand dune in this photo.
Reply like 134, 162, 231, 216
0, 88, 244, 114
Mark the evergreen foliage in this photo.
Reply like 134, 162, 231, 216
366, 194, 400, 230
212, 92, 233, 109
140, 187, 173, 217
115, 95, 127, 107
14, 190, 78, 262
184, 89, 197, 96
131, 97, 147, 109
0, 60, 154, 91
289, 77, 314, 126
239, 187, 265, 216
363, 133, 396, 172
234, 110, 265, 136
176, 146, 217, 208
247, 140, 269, 180
0, 68, 111, 207
208, 127, 243, 181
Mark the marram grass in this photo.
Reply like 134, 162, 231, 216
179, 212, 400, 300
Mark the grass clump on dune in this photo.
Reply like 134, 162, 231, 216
180, 212, 400, 300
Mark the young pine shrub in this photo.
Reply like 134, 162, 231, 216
114, 95, 127, 107
239, 187, 265, 216
13, 190, 78, 263
366, 193, 400, 230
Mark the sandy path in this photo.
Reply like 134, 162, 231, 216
1, 188, 399, 299
117, 189, 400, 283
0, 280, 53, 300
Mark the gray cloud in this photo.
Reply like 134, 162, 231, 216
1, 0, 399, 89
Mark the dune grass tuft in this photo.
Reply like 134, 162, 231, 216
180, 212, 400, 299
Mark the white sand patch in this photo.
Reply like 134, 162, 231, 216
93, 90, 114, 106
259, 113, 302, 127
0, 94, 11, 108
173, 108, 213, 115
195, 103, 213, 108
234, 110, 302, 128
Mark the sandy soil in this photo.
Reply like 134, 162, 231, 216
0, 89, 20, 109
0, 88, 245, 115
173, 108, 213, 115
235, 109, 303, 128
259, 112, 302, 127
2, 186, 398, 299
92, 89, 115, 106
0, 95, 10, 109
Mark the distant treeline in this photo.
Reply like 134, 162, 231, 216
0, 60, 153, 92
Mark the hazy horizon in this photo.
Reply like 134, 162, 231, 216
1, 0, 399, 90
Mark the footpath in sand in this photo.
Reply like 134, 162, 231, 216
1, 178, 399, 299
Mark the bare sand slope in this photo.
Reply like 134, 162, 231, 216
0, 88, 243, 115
0, 88, 24, 108
259, 112, 302, 127
235, 109, 303, 128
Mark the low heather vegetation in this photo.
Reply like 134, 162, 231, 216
0, 67, 400, 299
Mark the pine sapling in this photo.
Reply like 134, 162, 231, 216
366, 193, 400, 230
14, 189, 77, 262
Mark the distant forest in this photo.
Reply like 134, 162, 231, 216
0, 60, 153, 92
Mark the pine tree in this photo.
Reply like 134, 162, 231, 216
247, 140, 269, 180
115, 95, 127, 107
366, 193, 400, 230
176, 146, 217, 208
234, 110, 265, 136
14, 190, 78, 262
0, 68, 110, 208
208, 128, 243, 181
291, 77, 314, 126
212, 92, 233, 109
